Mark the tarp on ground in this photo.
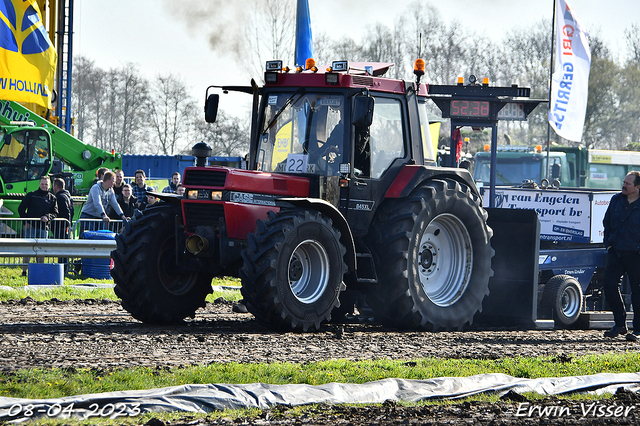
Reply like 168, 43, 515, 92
1, 372, 639, 421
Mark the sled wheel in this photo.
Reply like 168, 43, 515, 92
541, 274, 583, 327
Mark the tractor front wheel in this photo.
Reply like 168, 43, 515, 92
240, 209, 347, 332
111, 205, 213, 324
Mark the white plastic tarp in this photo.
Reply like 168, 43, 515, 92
1, 372, 639, 422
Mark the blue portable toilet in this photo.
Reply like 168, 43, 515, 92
81, 230, 116, 279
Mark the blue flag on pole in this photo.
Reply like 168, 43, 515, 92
295, 0, 313, 67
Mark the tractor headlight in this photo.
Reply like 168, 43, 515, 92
211, 191, 222, 201
187, 190, 198, 200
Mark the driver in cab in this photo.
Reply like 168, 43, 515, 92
308, 111, 344, 175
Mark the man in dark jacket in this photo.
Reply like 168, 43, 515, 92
18, 175, 58, 275
52, 178, 73, 239
602, 171, 640, 340
53, 178, 73, 269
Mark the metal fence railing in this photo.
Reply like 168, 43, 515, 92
0, 217, 122, 272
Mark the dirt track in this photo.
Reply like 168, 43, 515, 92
1, 298, 638, 425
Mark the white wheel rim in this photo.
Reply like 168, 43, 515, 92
417, 213, 473, 307
288, 239, 330, 304
561, 285, 581, 318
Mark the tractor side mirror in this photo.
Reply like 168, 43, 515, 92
204, 94, 220, 123
352, 95, 374, 127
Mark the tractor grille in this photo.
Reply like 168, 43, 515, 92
352, 76, 374, 87
183, 202, 225, 233
184, 170, 227, 187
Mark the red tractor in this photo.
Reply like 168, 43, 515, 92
111, 60, 494, 332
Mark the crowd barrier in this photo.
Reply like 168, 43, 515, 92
0, 217, 123, 273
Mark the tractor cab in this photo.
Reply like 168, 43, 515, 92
0, 122, 52, 194
204, 60, 438, 237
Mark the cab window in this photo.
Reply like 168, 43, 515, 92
370, 97, 404, 179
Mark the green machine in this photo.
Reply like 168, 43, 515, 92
0, 100, 122, 218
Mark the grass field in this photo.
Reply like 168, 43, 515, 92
1, 266, 638, 424
0, 266, 242, 303
2, 354, 640, 400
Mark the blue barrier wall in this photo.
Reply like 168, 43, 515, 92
121, 155, 243, 180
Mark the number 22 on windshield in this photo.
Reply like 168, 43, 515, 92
286, 154, 308, 173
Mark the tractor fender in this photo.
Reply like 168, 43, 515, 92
385, 165, 480, 199
275, 197, 356, 273
149, 191, 182, 206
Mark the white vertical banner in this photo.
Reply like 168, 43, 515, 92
548, 0, 591, 142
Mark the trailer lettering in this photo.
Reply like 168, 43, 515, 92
534, 193, 580, 206
510, 194, 532, 202
536, 207, 567, 217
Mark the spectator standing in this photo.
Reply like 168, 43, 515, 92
116, 183, 138, 219
79, 171, 126, 235
131, 169, 153, 210
91, 167, 109, 186
53, 178, 74, 270
18, 175, 58, 276
112, 169, 125, 197
162, 172, 181, 193
176, 184, 185, 196
52, 178, 73, 238
602, 171, 640, 340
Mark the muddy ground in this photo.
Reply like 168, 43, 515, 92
1, 298, 639, 425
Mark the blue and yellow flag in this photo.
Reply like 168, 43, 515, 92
0, 0, 56, 108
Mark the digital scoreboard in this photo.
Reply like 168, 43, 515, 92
429, 81, 542, 124
449, 100, 490, 118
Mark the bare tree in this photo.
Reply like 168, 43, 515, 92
498, 20, 552, 146
194, 110, 249, 157
147, 74, 197, 155
626, 24, 640, 63
581, 38, 622, 148
71, 56, 96, 141
117, 64, 150, 154
238, 0, 295, 79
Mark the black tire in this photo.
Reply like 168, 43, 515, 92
541, 274, 583, 327
365, 179, 494, 330
111, 204, 213, 324
239, 209, 347, 332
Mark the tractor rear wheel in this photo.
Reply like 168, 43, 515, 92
240, 209, 346, 332
111, 204, 213, 324
365, 179, 494, 330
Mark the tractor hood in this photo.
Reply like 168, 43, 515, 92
182, 166, 310, 198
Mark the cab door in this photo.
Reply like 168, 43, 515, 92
346, 95, 408, 238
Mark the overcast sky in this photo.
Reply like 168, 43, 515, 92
73, 0, 639, 117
